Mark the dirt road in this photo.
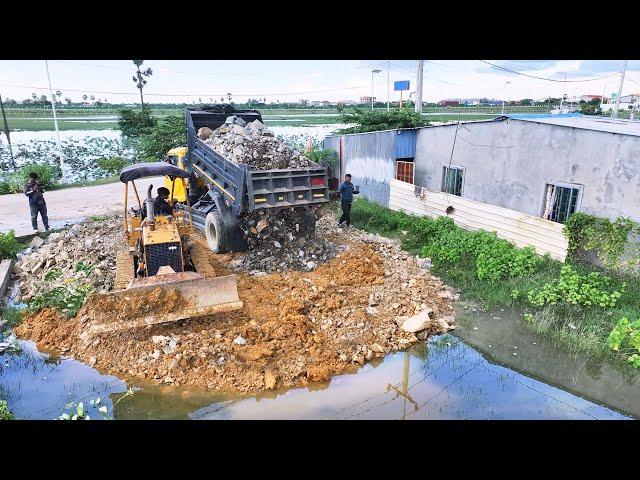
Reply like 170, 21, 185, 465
0, 177, 162, 237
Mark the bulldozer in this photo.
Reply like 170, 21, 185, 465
87, 162, 243, 336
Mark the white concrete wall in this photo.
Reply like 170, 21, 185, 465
389, 179, 568, 261
413, 119, 640, 222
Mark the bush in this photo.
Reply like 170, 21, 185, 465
337, 108, 431, 134
0, 163, 61, 194
607, 317, 640, 368
0, 230, 21, 260
137, 115, 186, 161
98, 156, 128, 174
118, 108, 156, 137
0, 400, 14, 420
525, 265, 625, 308
308, 147, 338, 169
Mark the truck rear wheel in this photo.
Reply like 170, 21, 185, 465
205, 210, 227, 253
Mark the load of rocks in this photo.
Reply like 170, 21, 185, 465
197, 115, 313, 170
231, 209, 338, 274
11, 216, 121, 304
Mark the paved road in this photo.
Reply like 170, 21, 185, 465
0, 177, 162, 238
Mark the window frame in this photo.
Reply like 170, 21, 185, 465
395, 158, 415, 184
540, 180, 584, 223
441, 164, 465, 196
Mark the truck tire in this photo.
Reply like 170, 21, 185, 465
205, 210, 227, 253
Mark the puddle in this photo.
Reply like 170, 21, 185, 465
0, 330, 631, 420
452, 303, 640, 419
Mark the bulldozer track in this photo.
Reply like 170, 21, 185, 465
114, 247, 135, 290
189, 236, 217, 278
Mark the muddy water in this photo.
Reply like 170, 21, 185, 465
1, 322, 632, 420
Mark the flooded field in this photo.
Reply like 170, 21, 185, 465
0, 318, 631, 420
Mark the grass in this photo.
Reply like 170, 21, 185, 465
2, 305, 23, 328
0, 400, 14, 420
347, 197, 640, 363
6, 118, 119, 131
47, 175, 120, 191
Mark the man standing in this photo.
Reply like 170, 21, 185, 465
24, 172, 49, 232
338, 173, 359, 227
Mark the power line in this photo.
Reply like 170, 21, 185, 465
51, 60, 264, 78
480, 60, 619, 83
0, 82, 367, 98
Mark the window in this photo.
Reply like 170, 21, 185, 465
441, 166, 464, 196
542, 182, 582, 224
396, 159, 414, 184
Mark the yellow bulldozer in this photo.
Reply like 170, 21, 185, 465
87, 162, 242, 336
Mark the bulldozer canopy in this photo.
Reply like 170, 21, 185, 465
120, 162, 190, 182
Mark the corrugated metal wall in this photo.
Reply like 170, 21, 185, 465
324, 130, 396, 206
395, 130, 417, 158
389, 179, 568, 261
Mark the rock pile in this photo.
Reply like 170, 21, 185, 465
12, 216, 122, 303
231, 209, 338, 274
197, 115, 313, 170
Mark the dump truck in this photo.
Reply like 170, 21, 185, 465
164, 106, 330, 253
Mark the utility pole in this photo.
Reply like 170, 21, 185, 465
371, 69, 381, 111
387, 60, 390, 112
0, 93, 15, 169
613, 60, 628, 119
502, 81, 510, 115
45, 60, 65, 174
415, 60, 424, 113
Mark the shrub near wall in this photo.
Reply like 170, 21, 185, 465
349, 198, 640, 368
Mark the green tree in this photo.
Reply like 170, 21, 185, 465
132, 60, 153, 125
337, 108, 430, 134
137, 115, 186, 160
118, 108, 156, 137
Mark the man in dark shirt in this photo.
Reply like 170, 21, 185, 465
338, 173, 359, 227
24, 172, 49, 232
153, 187, 175, 216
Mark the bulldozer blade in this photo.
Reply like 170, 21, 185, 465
88, 272, 243, 336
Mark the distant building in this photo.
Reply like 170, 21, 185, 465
437, 99, 460, 107
360, 96, 377, 104
311, 100, 331, 106
600, 94, 640, 113
337, 100, 358, 106
577, 95, 605, 103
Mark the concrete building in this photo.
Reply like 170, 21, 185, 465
360, 96, 377, 104
324, 114, 640, 223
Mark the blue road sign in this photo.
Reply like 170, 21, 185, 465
394, 80, 410, 91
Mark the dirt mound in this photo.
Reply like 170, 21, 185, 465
86, 287, 187, 324
16, 225, 457, 394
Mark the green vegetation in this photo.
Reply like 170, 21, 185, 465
0, 400, 14, 420
0, 162, 61, 194
337, 108, 431, 134
349, 198, 640, 365
89, 214, 110, 222
0, 230, 22, 260
564, 213, 640, 270
97, 156, 128, 174
118, 108, 156, 137
607, 317, 640, 368
27, 262, 96, 317
307, 143, 338, 170
137, 115, 186, 161
47, 175, 120, 191
1, 305, 22, 328
59, 388, 134, 420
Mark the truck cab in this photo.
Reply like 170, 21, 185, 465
163, 146, 188, 202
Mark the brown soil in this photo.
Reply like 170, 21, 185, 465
16, 219, 456, 394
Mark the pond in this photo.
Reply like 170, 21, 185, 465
0, 316, 631, 420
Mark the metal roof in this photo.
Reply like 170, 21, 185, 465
506, 113, 640, 137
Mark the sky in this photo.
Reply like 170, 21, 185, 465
1, 60, 639, 104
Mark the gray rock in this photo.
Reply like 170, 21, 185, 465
29, 236, 44, 249
306, 261, 317, 271
233, 336, 247, 346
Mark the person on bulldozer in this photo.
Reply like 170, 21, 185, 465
153, 186, 176, 216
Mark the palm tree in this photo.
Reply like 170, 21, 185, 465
132, 60, 153, 125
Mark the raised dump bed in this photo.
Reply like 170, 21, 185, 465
183, 106, 329, 252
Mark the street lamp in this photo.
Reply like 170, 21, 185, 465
502, 81, 511, 115
371, 69, 382, 110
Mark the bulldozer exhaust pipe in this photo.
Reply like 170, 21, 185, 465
145, 184, 155, 226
